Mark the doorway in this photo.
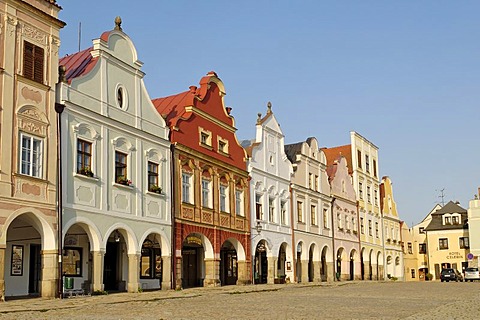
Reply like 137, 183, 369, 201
220, 241, 237, 286
254, 241, 267, 284
182, 246, 201, 288
28, 244, 41, 295
103, 242, 119, 291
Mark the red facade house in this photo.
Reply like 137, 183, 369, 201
153, 71, 251, 288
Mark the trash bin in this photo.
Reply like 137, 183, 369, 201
65, 277, 74, 290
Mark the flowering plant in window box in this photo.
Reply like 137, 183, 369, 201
149, 184, 162, 194
78, 166, 94, 177
116, 176, 132, 186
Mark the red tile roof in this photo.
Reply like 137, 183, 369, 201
322, 144, 353, 175
59, 47, 98, 84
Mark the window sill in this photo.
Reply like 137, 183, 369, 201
13, 172, 45, 182
200, 142, 213, 150
114, 182, 134, 190
74, 172, 99, 182
147, 190, 164, 197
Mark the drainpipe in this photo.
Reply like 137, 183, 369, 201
331, 197, 336, 281
170, 143, 176, 290
55, 103, 64, 298
290, 183, 296, 282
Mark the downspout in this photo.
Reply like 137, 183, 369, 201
290, 183, 296, 282
55, 66, 66, 299
170, 142, 176, 290
331, 197, 336, 281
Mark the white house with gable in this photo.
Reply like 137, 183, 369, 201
56, 17, 171, 293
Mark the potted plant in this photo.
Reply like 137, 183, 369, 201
116, 176, 132, 186
149, 184, 162, 194
78, 166, 94, 177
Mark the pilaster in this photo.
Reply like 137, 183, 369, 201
161, 255, 171, 290
92, 251, 105, 292
204, 258, 220, 287
127, 253, 140, 293
41, 250, 58, 298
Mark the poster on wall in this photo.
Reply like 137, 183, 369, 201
11, 245, 24, 276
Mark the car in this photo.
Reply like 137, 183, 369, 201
440, 268, 463, 282
464, 267, 480, 282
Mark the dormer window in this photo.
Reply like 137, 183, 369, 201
452, 216, 460, 225
444, 216, 451, 225
217, 136, 229, 155
199, 127, 212, 147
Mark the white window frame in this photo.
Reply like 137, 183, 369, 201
220, 183, 229, 213
19, 132, 43, 178
281, 200, 287, 225
235, 189, 244, 216
201, 178, 212, 208
182, 172, 193, 204
269, 197, 275, 222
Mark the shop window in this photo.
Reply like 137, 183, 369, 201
62, 248, 82, 277
140, 240, 162, 279
23, 41, 44, 83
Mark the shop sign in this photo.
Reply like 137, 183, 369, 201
186, 235, 202, 246
446, 251, 463, 259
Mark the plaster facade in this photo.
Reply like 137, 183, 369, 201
57, 20, 172, 293
285, 138, 333, 283
0, 0, 64, 299
243, 103, 294, 285
467, 189, 480, 269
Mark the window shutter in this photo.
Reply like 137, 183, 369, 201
34, 45, 44, 83
23, 41, 34, 79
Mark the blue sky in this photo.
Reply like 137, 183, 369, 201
58, 1, 480, 226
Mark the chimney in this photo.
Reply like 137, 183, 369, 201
189, 86, 197, 93
226, 107, 232, 115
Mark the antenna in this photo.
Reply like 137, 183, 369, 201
78, 22, 82, 52
436, 188, 446, 206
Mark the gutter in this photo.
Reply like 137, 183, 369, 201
55, 101, 64, 299
170, 143, 176, 290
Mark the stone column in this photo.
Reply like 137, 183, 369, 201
237, 260, 251, 285
371, 264, 378, 280
314, 261, 321, 282
267, 257, 276, 284
175, 256, 182, 290
204, 258, 220, 287
378, 265, 385, 280
161, 255, 171, 290
41, 250, 58, 298
301, 260, 309, 283
91, 251, 105, 292
0, 247, 5, 301
326, 261, 334, 282
127, 253, 140, 293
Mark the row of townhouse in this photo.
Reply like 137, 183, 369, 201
0, 2, 406, 300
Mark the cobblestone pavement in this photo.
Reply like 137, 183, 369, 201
1, 281, 479, 319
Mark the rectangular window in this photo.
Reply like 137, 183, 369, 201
182, 173, 191, 203
23, 41, 44, 83
77, 139, 92, 176
444, 217, 451, 225
373, 159, 377, 177
140, 247, 162, 279
459, 237, 469, 249
62, 248, 82, 277
311, 205, 316, 226
367, 186, 371, 203
368, 220, 372, 236
297, 201, 303, 223
360, 218, 364, 234
308, 173, 313, 189
269, 198, 275, 222
314, 175, 319, 191
147, 162, 159, 192
439, 238, 448, 250
235, 190, 243, 216
345, 215, 350, 230
374, 190, 378, 206
419, 227, 425, 234
337, 214, 342, 229
201, 132, 209, 145
411, 269, 415, 279
357, 150, 362, 168
202, 179, 210, 208
419, 243, 427, 254
256, 194, 263, 220
452, 216, 460, 225
365, 154, 370, 173
375, 222, 379, 238
323, 209, 328, 229
352, 217, 357, 232
220, 185, 227, 212
20, 133, 43, 178
115, 151, 127, 183
407, 242, 413, 254
281, 201, 287, 225
359, 182, 363, 199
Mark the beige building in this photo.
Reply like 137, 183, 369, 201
467, 188, 480, 268
0, 0, 64, 299
400, 221, 417, 281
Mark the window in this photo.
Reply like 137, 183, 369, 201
460, 237, 469, 249
140, 240, 162, 279
323, 209, 328, 229
182, 173, 192, 203
235, 189, 243, 216
411, 269, 415, 279
147, 162, 159, 192
117, 87, 124, 108
373, 159, 377, 177
357, 150, 362, 168
444, 216, 451, 225
337, 213, 342, 229
359, 182, 363, 199
20, 133, 43, 178
256, 194, 263, 220
220, 184, 228, 212
308, 173, 313, 189
367, 186, 371, 203
202, 179, 211, 208
360, 218, 364, 234
352, 217, 357, 232
280, 201, 287, 225
217, 137, 229, 154
62, 248, 82, 277
375, 222, 379, 238
439, 238, 448, 250
297, 201, 303, 223
269, 198, 275, 222
115, 151, 127, 183
77, 139, 93, 176
314, 175, 319, 191
452, 216, 460, 225
407, 242, 413, 254
310, 205, 316, 226
419, 227, 425, 234
23, 41, 44, 83
199, 128, 212, 147
419, 243, 427, 254
374, 190, 378, 206
201, 132, 209, 145
365, 154, 370, 173
368, 220, 372, 236
345, 215, 350, 231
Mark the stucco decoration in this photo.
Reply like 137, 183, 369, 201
21, 87, 42, 104
22, 24, 46, 44
73, 123, 100, 140
112, 136, 134, 152
113, 193, 130, 212
76, 185, 94, 206
147, 200, 160, 217
17, 105, 48, 137
14, 176, 45, 200
145, 148, 162, 162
